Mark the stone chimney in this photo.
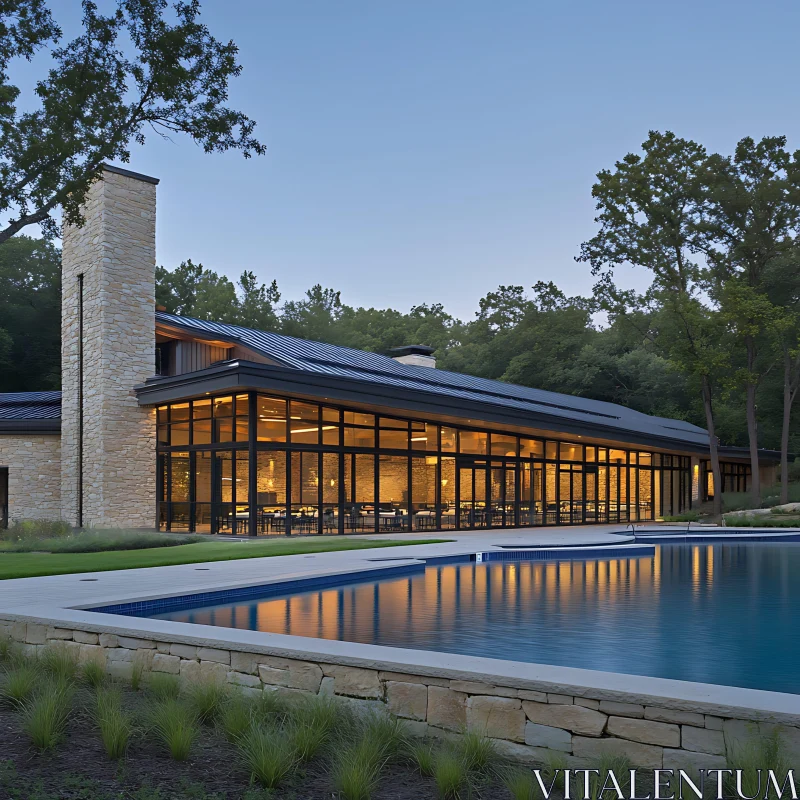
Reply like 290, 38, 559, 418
389, 345, 436, 368
61, 165, 159, 528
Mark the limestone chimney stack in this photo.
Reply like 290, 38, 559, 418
60, 165, 159, 528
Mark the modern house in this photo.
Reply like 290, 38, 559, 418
0, 166, 774, 534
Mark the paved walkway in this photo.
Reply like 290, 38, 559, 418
0, 525, 639, 616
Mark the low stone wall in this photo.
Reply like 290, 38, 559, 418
3, 619, 797, 770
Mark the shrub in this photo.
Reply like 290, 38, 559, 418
237, 724, 297, 789
4, 529, 199, 553
81, 659, 107, 689
727, 516, 800, 528
22, 679, 74, 750
662, 511, 700, 523
95, 686, 132, 760
1, 519, 72, 543
148, 698, 198, 761
408, 741, 436, 777
186, 679, 228, 725
146, 672, 181, 701
1, 663, 40, 707
434, 750, 466, 799
219, 691, 254, 743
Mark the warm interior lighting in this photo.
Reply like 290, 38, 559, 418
410, 436, 427, 441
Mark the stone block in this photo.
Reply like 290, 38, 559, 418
99, 633, 119, 648
403, 720, 429, 739
152, 653, 180, 674
572, 736, 663, 768
705, 715, 724, 730
681, 726, 725, 755
525, 721, 572, 751
26, 624, 47, 645
427, 686, 466, 731
644, 707, 705, 727
117, 636, 155, 650
599, 701, 644, 718
227, 671, 261, 689
46, 627, 73, 640
386, 681, 428, 721
180, 659, 201, 682
547, 694, 573, 704
379, 671, 449, 687
258, 661, 323, 693
450, 680, 516, 697
107, 661, 133, 680
155, 641, 171, 653
518, 689, 548, 703
319, 676, 335, 696
79, 644, 104, 665
106, 648, 135, 662
722, 718, 760, 757
198, 661, 228, 683
170, 643, 198, 660
10, 621, 26, 642
73, 630, 99, 645
607, 716, 680, 747
322, 665, 381, 698
523, 701, 606, 737
467, 696, 525, 742
231, 651, 260, 675
574, 698, 600, 710
197, 647, 230, 665
662, 748, 727, 772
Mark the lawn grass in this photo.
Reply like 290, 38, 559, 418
0, 537, 448, 580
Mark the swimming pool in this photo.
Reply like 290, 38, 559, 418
116, 543, 800, 695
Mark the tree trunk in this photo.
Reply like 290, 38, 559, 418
744, 335, 761, 507
781, 347, 792, 505
701, 375, 723, 519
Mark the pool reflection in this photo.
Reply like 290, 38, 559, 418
154, 544, 800, 694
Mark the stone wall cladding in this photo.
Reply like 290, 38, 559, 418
0, 435, 61, 521
2, 619, 796, 770
61, 168, 157, 528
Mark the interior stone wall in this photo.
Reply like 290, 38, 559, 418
61, 167, 158, 528
4, 618, 797, 771
0, 435, 61, 522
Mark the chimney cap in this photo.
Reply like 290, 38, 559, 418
101, 163, 160, 185
387, 344, 435, 357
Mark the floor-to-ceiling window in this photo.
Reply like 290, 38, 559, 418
155, 391, 694, 534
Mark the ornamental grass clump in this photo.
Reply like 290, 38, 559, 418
146, 671, 181, 701
727, 730, 787, 798
40, 645, 79, 683
81, 659, 106, 689
586, 754, 632, 799
0, 636, 19, 664
502, 767, 539, 800
287, 696, 340, 762
219, 691, 254, 743
149, 698, 198, 761
186, 679, 228, 725
95, 686, 132, 760
332, 738, 384, 800
1, 663, 40, 708
408, 741, 436, 777
433, 750, 467, 799
22, 679, 74, 750
238, 723, 298, 789
457, 730, 498, 777
130, 660, 146, 691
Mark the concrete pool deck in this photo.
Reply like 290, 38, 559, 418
2, 524, 800, 768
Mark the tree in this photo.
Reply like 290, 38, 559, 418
0, 0, 264, 245
156, 259, 238, 322
237, 270, 280, 331
578, 131, 727, 517
281, 285, 343, 342
695, 136, 800, 505
0, 233, 60, 390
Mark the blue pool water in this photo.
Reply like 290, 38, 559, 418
141, 543, 800, 694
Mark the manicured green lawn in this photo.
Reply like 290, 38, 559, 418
0, 537, 448, 580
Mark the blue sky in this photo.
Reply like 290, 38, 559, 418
39, 1, 800, 318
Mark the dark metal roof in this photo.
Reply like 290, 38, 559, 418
154, 312, 711, 449
0, 391, 61, 433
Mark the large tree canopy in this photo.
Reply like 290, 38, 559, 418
0, 0, 264, 244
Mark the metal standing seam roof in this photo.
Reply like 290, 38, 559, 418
156, 312, 711, 448
0, 391, 61, 421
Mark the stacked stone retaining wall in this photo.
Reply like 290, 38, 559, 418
3, 619, 797, 769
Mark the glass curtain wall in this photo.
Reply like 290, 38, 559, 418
156, 392, 693, 534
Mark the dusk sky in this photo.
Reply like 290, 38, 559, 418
58, 1, 800, 320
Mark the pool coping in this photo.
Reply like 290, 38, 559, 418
3, 534, 800, 727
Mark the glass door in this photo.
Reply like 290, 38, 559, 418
458, 459, 489, 529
